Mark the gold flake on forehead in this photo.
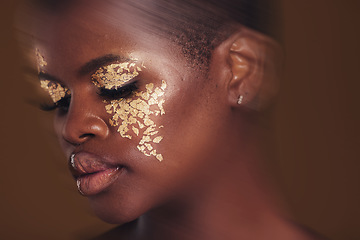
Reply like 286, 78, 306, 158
104, 80, 167, 162
92, 62, 142, 90
35, 48, 47, 71
40, 80, 70, 103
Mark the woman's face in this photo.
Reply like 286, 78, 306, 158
35, 1, 231, 223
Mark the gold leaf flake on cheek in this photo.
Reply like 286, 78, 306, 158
92, 62, 141, 90
103, 80, 168, 162
40, 80, 70, 103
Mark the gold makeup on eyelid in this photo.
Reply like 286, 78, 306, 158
35, 49, 69, 103
103, 80, 167, 162
92, 62, 141, 90
40, 80, 70, 103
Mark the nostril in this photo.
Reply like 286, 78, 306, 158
79, 133, 95, 139
63, 133, 94, 146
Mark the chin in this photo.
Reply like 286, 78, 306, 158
88, 192, 149, 224
91, 202, 142, 224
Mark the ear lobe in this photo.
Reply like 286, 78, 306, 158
227, 28, 282, 110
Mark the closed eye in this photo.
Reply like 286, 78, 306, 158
98, 81, 138, 100
40, 95, 71, 112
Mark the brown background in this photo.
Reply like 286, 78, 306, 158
1, 0, 359, 239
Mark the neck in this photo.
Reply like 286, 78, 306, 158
136, 116, 308, 240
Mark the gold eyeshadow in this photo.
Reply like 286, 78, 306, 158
35, 49, 70, 103
92, 62, 142, 90
40, 80, 70, 103
95, 61, 167, 161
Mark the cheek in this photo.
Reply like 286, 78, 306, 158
53, 115, 70, 157
104, 80, 167, 162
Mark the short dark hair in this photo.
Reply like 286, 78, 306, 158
120, 0, 281, 67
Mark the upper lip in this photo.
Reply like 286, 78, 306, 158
69, 151, 121, 178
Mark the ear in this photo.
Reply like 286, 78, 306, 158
224, 27, 283, 110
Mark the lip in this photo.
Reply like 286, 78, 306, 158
69, 152, 124, 196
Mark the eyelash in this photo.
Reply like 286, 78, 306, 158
97, 81, 138, 100
40, 81, 138, 112
40, 95, 71, 112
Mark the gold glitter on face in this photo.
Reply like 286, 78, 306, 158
104, 80, 167, 161
36, 48, 47, 71
40, 80, 70, 103
94, 61, 167, 161
35, 49, 70, 103
92, 62, 142, 90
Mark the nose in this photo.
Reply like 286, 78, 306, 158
58, 95, 109, 145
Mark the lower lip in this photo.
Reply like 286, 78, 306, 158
76, 167, 123, 196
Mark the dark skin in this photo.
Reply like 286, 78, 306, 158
33, 1, 324, 239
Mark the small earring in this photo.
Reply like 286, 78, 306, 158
237, 95, 244, 105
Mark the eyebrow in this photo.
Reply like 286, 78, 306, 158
78, 54, 131, 76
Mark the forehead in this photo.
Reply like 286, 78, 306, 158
34, 0, 183, 71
